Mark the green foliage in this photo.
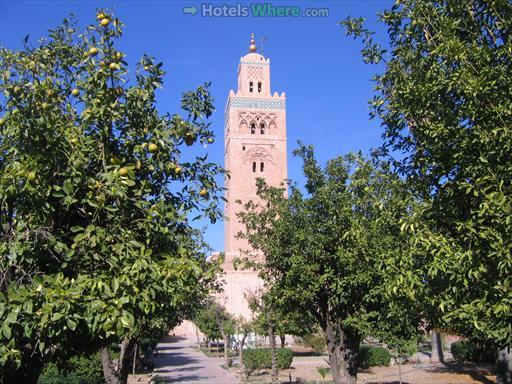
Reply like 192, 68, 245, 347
193, 299, 235, 343
38, 354, 103, 384
342, 0, 512, 348
0, 10, 223, 381
317, 366, 329, 379
243, 348, 293, 371
451, 340, 497, 363
357, 346, 391, 369
303, 334, 326, 353
402, 342, 417, 357
238, 144, 420, 381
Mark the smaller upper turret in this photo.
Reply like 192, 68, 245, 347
236, 33, 272, 98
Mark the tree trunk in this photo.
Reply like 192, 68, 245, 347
430, 330, 444, 363
496, 347, 512, 384
239, 334, 247, 378
101, 346, 119, 384
222, 332, 230, 366
100, 339, 135, 384
193, 323, 201, 344
268, 321, 278, 384
132, 343, 138, 375
338, 323, 359, 384
398, 353, 403, 384
280, 334, 286, 348
324, 319, 343, 384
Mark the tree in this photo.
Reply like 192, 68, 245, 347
233, 315, 253, 377
238, 144, 420, 384
0, 11, 224, 384
213, 301, 236, 367
246, 290, 279, 384
194, 300, 222, 346
194, 298, 235, 365
342, 1, 512, 381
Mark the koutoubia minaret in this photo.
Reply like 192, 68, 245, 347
220, 34, 287, 318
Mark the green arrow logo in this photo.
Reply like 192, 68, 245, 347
183, 6, 198, 15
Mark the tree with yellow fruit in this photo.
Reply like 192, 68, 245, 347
0, 11, 223, 384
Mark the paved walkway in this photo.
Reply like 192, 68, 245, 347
153, 335, 239, 383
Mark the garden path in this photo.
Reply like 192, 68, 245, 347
153, 335, 239, 383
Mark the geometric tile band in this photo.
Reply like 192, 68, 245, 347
229, 97, 285, 110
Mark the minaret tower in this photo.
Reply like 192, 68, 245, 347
221, 34, 287, 318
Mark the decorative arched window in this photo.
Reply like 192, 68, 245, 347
252, 162, 256, 173
240, 119, 248, 133
250, 122, 256, 134
258, 82, 262, 93
249, 81, 253, 92
260, 122, 265, 135
260, 162, 264, 172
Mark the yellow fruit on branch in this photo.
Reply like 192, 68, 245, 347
97, 13, 105, 20
148, 143, 158, 153
118, 167, 129, 177
71, 88, 80, 96
207, 137, 214, 144
174, 166, 182, 175
88, 47, 99, 56
27, 171, 37, 181
115, 52, 123, 61
100, 18, 110, 27
199, 188, 208, 197
109, 62, 119, 71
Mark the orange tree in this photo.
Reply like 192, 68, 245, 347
238, 145, 420, 384
0, 11, 223, 384
342, 1, 512, 381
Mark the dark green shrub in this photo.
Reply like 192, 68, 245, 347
451, 340, 496, 363
38, 354, 104, 384
303, 334, 326, 353
358, 346, 391, 369
243, 348, 293, 371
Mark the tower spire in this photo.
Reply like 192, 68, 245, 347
249, 33, 257, 53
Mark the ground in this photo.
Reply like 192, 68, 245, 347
131, 334, 496, 383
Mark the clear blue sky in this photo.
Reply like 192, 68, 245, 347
0, 0, 391, 252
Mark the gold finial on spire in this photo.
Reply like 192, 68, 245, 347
249, 33, 257, 53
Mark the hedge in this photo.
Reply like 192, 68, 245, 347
38, 354, 104, 384
451, 340, 496, 363
303, 334, 326, 353
243, 348, 293, 371
358, 346, 391, 369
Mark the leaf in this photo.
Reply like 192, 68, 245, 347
63, 180, 73, 195
120, 311, 134, 328
2, 323, 11, 339
66, 319, 77, 331
5, 311, 17, 324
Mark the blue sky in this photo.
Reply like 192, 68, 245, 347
0, 0, 391, 252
